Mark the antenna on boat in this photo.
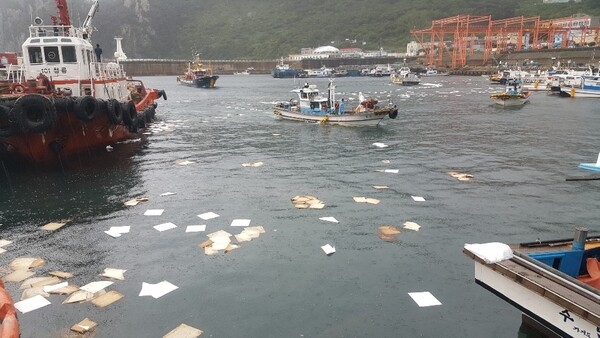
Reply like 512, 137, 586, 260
328, 78, 335, 110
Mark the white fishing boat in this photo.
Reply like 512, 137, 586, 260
305, 66, 333, 78
234, 67, 253, 75
369, 64, 395, 77
520, 72, 552, 92
396, 66, 411, 76
560, 75, 600, 98
390, 72, 421, 86
273, 80, 398, 126
421, 68, 449, 77
464, 228, 600, 338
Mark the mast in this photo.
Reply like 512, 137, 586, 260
53, 0, 71, 26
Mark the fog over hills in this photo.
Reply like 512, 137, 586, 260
0, 0, 598, 59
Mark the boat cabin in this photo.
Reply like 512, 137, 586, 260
291, 83, 333, 113
16, 13, 129, 100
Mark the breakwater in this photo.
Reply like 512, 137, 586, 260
119, 57, 409, 76
119, 48, 598, 76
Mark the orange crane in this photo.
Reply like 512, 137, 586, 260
411, 15, 600, 68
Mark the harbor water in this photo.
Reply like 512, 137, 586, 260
0, 74, 598, 338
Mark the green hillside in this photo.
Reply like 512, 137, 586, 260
0, 0, 598, 59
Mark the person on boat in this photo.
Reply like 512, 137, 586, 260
94, 44, 103, 62
338, 99, 345, 114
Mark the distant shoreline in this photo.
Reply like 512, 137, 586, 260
116, 47, 598, 76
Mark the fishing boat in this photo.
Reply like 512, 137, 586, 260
559, 75, 600, 98
390, 72, 421, 86
273, 80, 398, 126
271, 58, 300, 78
176, 54, 219, 88
520, 72, 551, 92
305, 66, 333, 78
0, 0, 166, 164
421, 68, 449, 77
401, 73, 421, 86
464, 228, 600, 338
233, 67, 253, 75
490, 83, 531, 106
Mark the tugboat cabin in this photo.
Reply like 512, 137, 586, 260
19, 5, 129, 101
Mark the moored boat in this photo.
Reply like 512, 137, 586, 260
401, 73, 421, 86
390, 72, 421, 86
489, 69, 530, 85
559, 75, 600, 98
234, 67, 253, 75
464, 228, 600, 338
520, 72, 552, 92
421, 68, 449, 77
305, 66, 333, 78
176, 54, 219, 88
490, 83, 531, 106
271, 58, 300, 78
0, 0, 167, 164
273, 80, 398, 126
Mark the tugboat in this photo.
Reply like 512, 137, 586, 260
176, 54, 219, 88
0, 0, 167, 164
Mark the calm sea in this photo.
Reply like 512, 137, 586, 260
0, 74, 598, 338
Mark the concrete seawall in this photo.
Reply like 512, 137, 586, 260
119, 57, 412, 76
120, 48, 599, 77
120, 59, 284, 76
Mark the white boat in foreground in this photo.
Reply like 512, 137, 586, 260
464, 228, 600, 338
273, 81, 398, 126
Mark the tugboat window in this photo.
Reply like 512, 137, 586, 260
45, 46, 60, 63
28, 47, 43, 64
62, 46, 77, 63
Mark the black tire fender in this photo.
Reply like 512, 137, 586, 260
12, 94, 57, 133
74, 96, 99, 121
106, 99, 123, 124
121, 101, 138, 127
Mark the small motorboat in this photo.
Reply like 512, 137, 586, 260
490, 83, 531, 107
273, 80, 398, 126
